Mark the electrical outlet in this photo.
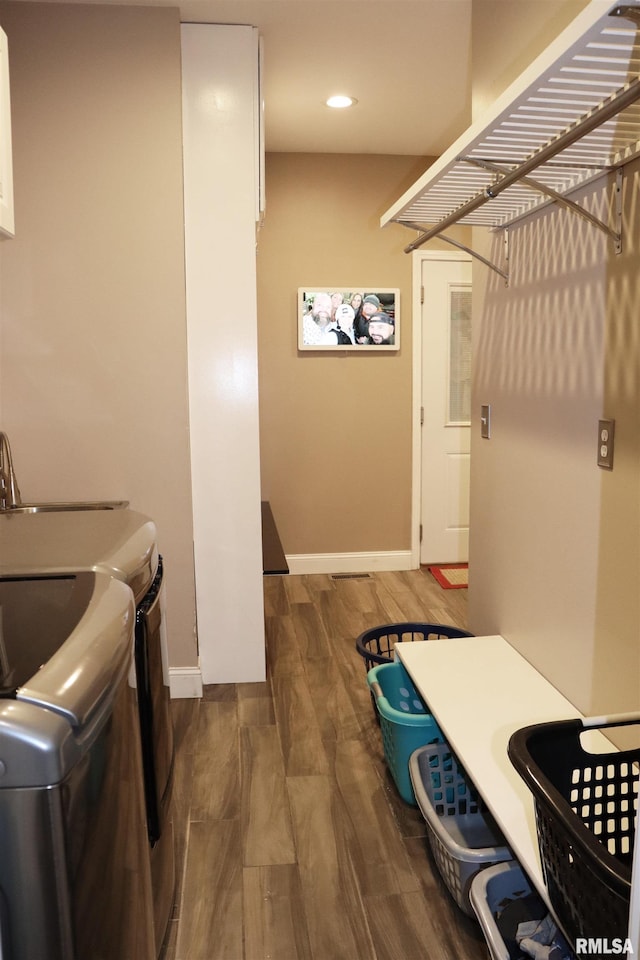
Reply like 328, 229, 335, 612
597, 418, 615, 469
481, 404, 491, 439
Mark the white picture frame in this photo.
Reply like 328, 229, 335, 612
298, 288, 400, 352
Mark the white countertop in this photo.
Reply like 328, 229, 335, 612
398, 634, 640, 954
396, 635, 587, 901
0, 509, 158, 601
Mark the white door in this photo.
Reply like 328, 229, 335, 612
420, 256, 472, 564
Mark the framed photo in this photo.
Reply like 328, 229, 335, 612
298, 288, 400, 351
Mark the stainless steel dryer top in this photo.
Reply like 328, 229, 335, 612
0, 509, 157, 603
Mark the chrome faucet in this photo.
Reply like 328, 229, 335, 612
0, 432, 22, 510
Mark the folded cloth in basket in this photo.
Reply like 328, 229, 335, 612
516, 914, 572, 960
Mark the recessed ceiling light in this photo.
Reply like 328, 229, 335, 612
326, 95, 358, 109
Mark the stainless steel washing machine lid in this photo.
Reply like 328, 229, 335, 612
16, 574, 135, 728
0, 572, 134, 787
0, 573, 95, 695
0, 509, 158, 601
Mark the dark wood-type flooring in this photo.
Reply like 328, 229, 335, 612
161, 568, 489, 960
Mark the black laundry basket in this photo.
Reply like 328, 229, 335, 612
356, 622, 474, 721
356, 621, 473, 674
508, 715, 640, 953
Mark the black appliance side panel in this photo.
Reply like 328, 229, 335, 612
134, 556, 174, 844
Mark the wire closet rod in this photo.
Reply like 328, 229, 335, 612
403, 74, 640, 254
462, 157, 620, 245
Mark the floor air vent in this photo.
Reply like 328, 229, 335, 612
330, 573, 372, 581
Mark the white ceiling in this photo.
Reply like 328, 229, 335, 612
17, 0, 473, 155
182, 0, 474, 155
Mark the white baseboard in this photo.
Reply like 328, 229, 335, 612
169, 666, 203, 699
286, 550, 414, 576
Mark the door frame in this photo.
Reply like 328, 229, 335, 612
410, 249, 472, 568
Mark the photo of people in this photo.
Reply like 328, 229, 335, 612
298, 288, 399, 351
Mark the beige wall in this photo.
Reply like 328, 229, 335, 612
592, 162, 640, 715
469, 171, 640, 718
0, 3, 198, 668
257, 152, 431, 559
468, 0, 640, 715
471, 0, 589, 116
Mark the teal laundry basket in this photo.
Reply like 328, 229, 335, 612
356, 622, 474, 721
367, 660, 443, 804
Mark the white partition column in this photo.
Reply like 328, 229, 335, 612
181, 24, 265, 683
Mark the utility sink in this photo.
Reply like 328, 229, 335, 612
0, 434, 128, 516
5, 500, 129, 514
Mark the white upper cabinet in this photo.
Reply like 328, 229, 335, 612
0, 27, 14, 239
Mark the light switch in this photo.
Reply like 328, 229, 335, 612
481, 404, 491, 439
597, 418, 615, 469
